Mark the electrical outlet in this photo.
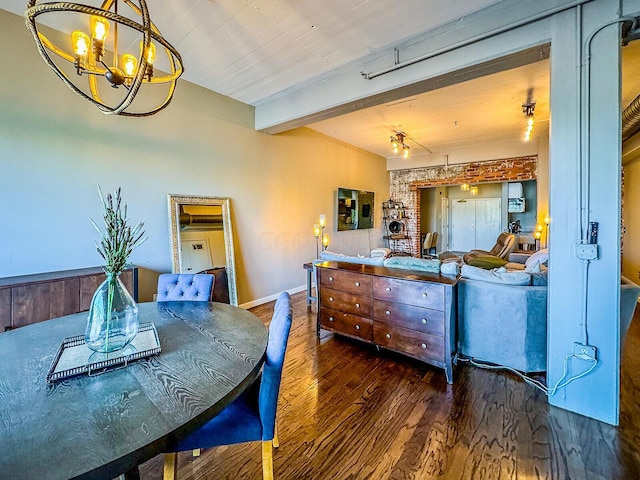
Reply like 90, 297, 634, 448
575, 243, 598, 260
573, 342, 597, 361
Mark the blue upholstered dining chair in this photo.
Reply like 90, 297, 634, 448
163, 292, 293, 480
156, 273, 214, 302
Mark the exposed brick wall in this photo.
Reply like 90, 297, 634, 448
389, 156, 538, 256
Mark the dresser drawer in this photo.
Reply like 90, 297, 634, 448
319, 307, 373, 341
373, 300, 444, 336
320, 269, 372, 295
374, 323, 445, 364
373, 277, 444, 310
320, 287, 372, 317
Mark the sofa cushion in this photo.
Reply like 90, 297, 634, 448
530, 270, 548, 286
461, 265, 531, 285
525, 260, 541, 273
525, 248, 549, 269
465, 254, 508, 269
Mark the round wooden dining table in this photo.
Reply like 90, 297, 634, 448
0, 301, 268, 480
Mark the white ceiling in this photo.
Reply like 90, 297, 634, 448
4, 1, 640, 159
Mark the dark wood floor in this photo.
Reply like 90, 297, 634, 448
139, 291, 640, 479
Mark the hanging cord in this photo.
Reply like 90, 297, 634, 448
458, 356, 598, 396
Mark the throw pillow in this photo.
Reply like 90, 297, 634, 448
465, 254, 508, 269
525, 260, 541, 273
461, 265, 532, 285
525, 248, 549, 269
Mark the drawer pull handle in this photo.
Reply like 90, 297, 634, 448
355, 281, 360, 287
385, 310, 391, 316
355, 303, 360, 308
422, 293, 428, 298
329, 277, 334, 282
329, 316, 334, 322
385, 333, 391, 339
329, 297, 334, 302
421, 318, 427, 324
355, 325, 360, 330
385, 287, 391, 292
421, 343, 427, 349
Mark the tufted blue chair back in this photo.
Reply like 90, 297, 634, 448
156, 274, 214, 302
258, 292, 293, 440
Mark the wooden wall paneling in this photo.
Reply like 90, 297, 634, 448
11, 279, 80, 328
79, 269, 137, 312
79, 274, 105, 312
0, 288, 11, 332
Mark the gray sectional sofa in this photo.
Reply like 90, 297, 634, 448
457, 273, 547, 372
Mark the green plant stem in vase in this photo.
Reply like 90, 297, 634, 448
85, 186, 146, 353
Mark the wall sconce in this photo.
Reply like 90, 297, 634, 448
470, 186, 479, 196
390, 132, 410, 158
522, 102, 536, 142
313, 215, 327, 259
460, 183, 470, 191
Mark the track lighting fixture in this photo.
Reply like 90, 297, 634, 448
522, 102, 536, 142
390, 132, 410, 158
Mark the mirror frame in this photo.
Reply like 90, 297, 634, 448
167, 194, 238, 306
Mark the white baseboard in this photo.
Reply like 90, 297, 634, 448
239, 284, 307, 309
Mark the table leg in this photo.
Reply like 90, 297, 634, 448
121, 466, 140, 480
306, 267, 317, 308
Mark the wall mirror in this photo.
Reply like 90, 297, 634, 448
167, 195, 238, 306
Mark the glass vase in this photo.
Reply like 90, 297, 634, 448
85, 273, 139, 353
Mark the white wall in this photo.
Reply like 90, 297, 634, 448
0, 9, 389, 305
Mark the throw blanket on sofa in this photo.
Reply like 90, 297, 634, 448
384, 256, 441, 273
370, 247, 392, 258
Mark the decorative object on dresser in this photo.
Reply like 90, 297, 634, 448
316, 261, 458, 383
85, 186, 146, 353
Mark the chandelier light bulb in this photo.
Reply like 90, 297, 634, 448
403, 144, 410, 158
319, 214, 326, 227
122, 54, 137, 77
90, 15, 109, 41
322, 234, 330, 248
72, 31, 89, 57
313, 224, 321, 238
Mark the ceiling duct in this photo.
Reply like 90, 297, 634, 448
622, 93, 640, 142
179, 212, 223, 231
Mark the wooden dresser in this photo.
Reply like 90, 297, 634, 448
316, 261, 458, 383
0, 266, 138, 331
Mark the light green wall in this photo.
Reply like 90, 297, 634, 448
0, 9, 389, 305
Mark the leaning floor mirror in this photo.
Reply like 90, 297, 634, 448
167, 195, 238, 306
